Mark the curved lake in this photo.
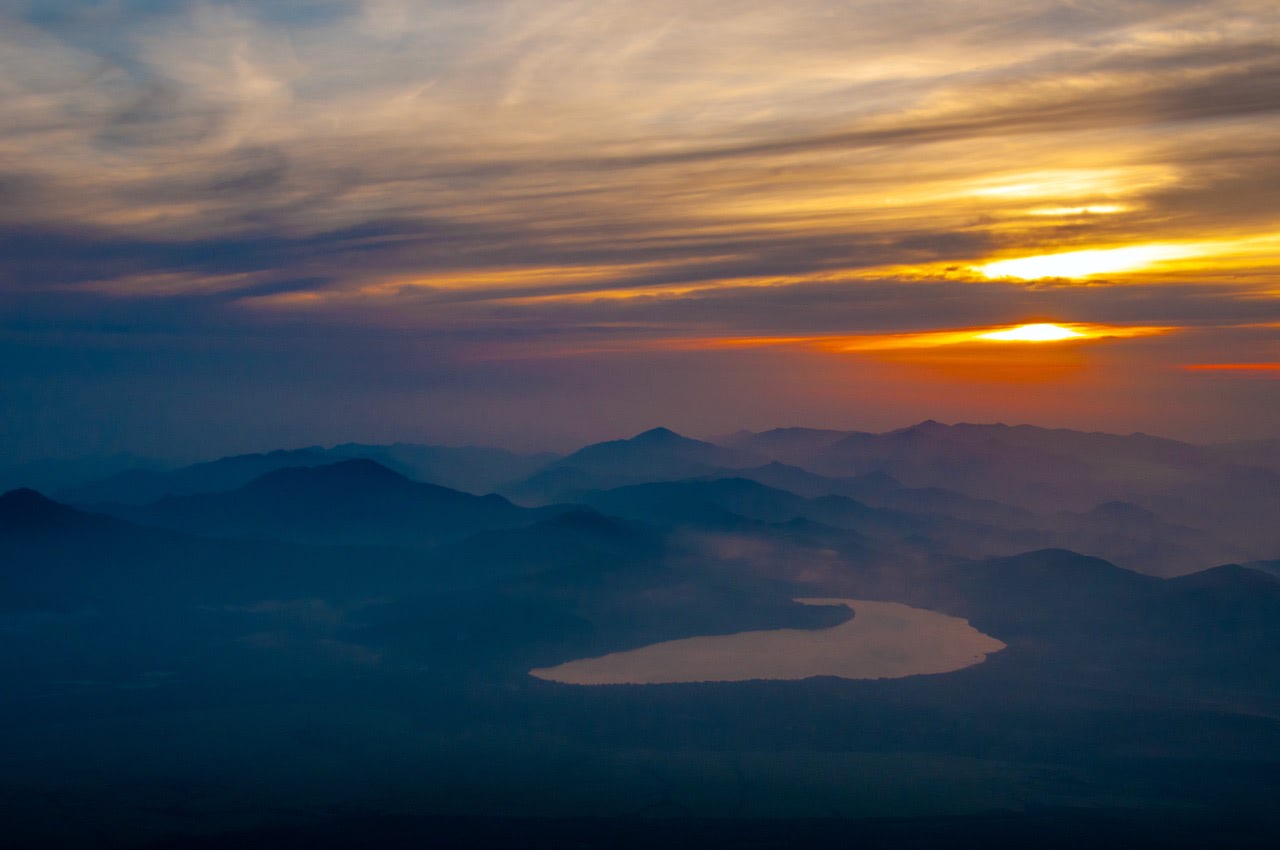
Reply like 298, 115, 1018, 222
530, 599, 1006, 685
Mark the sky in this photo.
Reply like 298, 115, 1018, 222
2, 0, 1278, 460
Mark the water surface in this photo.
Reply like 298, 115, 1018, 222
530, 599, 1005, 685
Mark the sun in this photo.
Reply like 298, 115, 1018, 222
977, 323, 1086, 342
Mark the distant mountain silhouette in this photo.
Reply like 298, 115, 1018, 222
359, 505, 849, 671
579, 477, 1044, 568
61, 443, 560, 505
566, 427, 763, 473
96, 459, 549, 547
717, 427, 865, 469
45, 422, 1280, 578
706, 461, 1044, 527
0, 488, 117, 534
8, 422, 1280, 847
1211, 437, 1280, 474
430, 508, 667, 586
868, 485, 1038, 528
323, 442, 558, 494
1243, 559, 1280, 580
1169, 562, 1280, 592
61, 448, 338, 505
927, 548, 1158, 631
584, 477, 801, 527
817, 421, 1205, 506
714, 420, 1280, 571
1042, 500, 1244, 577
894, 548, 1280, 698
720, 421, 1208, 508
691, 461, 899, 500
504, 428, 765, 504
0, 487, 428, 611
1151, 565, 1280, 679
0, 453, 162, 496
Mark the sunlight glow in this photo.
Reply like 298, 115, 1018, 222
978, 245, 1201, 280
647, 323, 1172, 354
968, 169, 1138, 199
1026, 204, 1129, 216
978, 324, 1085, 342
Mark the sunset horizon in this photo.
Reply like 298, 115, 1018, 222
3, 0, 1278, 462
4, 3, 1280, 848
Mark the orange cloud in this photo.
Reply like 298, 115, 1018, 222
660, 323, 1172, 354
1182, 363, 1280, 373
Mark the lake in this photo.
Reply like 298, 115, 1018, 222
530, 599, 1006, 685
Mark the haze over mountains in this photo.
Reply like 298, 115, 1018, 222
17, 419, 1275, 576
4, 420, 1280, 847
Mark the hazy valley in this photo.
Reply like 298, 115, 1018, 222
4, 421, 1280, 847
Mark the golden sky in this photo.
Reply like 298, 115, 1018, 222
1, 1, 1278, 455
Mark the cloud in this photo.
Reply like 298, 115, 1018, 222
3, 1, 1276, 249
1, 1, 1277, 457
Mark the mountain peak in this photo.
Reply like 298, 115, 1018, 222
242, 458, 415, 494
631, 427, 685, 443
974, 548, 1151, 584
1, 487, 58, 511
0, 488, 94, 532
888, 419, 949, 437
1173, 563, 1280, 590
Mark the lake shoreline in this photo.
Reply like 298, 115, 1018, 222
530, 599, 1006, 686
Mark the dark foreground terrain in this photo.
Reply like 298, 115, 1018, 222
4, 423, 1280, 848
133, 811, 1280, 850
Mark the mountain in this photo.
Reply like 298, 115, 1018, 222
1167, 562, 1280, 593
865, 485, 1038, 528
714, 421, 1280, 571
9, 427, 1280, 846
424, 508, 669, 590
933, 549, 1280, 638
707, 461, 1038, 527
691, 461, 900, 501
0, 453, 165, 496
919, 548, 1159, 635
713, 467, 1260, 577
504, 428, 766, 504
563, 427, 764, 476
1043, 501, 1247, 577
900, 549, 1280, 702
60, 448, 338, 505
94, 459, 551, 547
355, 507, 850, 673
807, 421, 1207, 508
60, 443, 560, 505
0, 487, 118, 535
579, 477, 1046, 570
0, 488, 431, 611
323, 442, 559, 494
1244, 559, 1280, 580
715, 427, 857, 468
716, 421, 1210, 508
1211, 437, 1280, 474
1147, 565, 1280, 682
583, 477, 810, 530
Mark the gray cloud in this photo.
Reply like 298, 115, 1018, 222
1, 0, 1277, 459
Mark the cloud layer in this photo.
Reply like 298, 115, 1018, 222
2, 1, 1278, 457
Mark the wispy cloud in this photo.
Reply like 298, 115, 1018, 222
1, 1, 1277, 456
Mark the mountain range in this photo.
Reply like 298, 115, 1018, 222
4, 420, 1280, 847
